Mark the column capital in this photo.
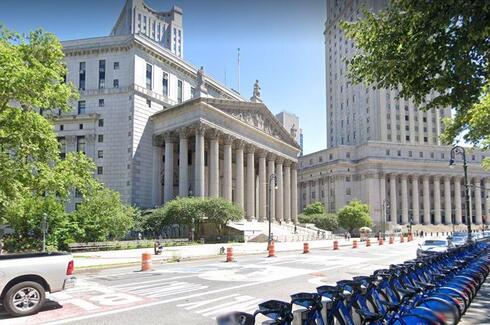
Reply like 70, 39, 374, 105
234, 139, 246, 150
433, 175, 441, 180
163, 131, 177, 143
208, 128, 221, 140
192, 122, 207, 136
400, 174, 408, 180
283, 160, 292, 167
410, 174, 419, 181
257, 149, 267, 158
152, 134, 164, 146
276, 157, 284, 165
223, 134, 234, 145
267, 153, 276, 162
178, 127, 191, 139
245, 144, 256, 154
291, 162, 298, 169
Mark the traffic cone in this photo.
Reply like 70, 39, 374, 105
400, 235, 405, 243
226, 247, 233, 262
303, 242, 310, 254
268, 240, 276, 257
389, 236, 394, 244
352, 240, 358, 249
379, 238, 384, 245
366, 239, 371, 247
333, 240, 339, 250
141, 252, 152, 271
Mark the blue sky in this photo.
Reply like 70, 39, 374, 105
0, 0, 326, 154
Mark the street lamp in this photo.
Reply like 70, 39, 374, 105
268, 174, 278, 247
449, 145, 472, 242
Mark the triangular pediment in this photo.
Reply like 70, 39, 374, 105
201, 98, 300, 149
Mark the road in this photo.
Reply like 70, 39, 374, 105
0, 240, 420, 325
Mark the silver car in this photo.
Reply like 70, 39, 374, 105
417, 239, 453, 257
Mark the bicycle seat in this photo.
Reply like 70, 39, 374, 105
316, 285, 342, 300
354, 308, 384, 321
217, 312, 255, 325
257, 300, 293, 322
290, 292, 322, 310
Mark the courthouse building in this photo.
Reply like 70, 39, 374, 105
53, 0, 301, 223
298, 0, 490, 228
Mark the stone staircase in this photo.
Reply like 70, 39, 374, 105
228, 220, 332, 242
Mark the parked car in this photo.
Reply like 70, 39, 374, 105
0, 252, 75, 317
417, 239, 453, 257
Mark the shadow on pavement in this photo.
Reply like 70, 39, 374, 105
0, 299, 62, 320
460, 279, 490, 324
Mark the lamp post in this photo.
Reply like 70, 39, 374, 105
268, 173, 278, 247
449, 146, 472, 242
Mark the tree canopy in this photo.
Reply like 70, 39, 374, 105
341, 1, 490, 164
303, 202, 326, 216
298, 213, 338, 232
337, 200, 372, 233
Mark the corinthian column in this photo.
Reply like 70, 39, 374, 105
291, 163, 298, 224
235, 141, 245, 209
411, 175, 420, 224
267, 154, 276, 222
283, 161, 291, 223
163, 132, 176, 203
275, 158, 284, 222
444, 176, 452, 224
389, 174, 397, 223
454, 177, 462, 224
178, 128, 189, 197
152, 135, 163, 206
258, 150, 267, 222
401, 175, 408, 224
423, 175, 430, 225
433, 175, 441, 225
222, 135, 233, 202
245, 145, 255, 220
194, 124, 206, 197
474, 177, 482, 224
208, 129, 220, 197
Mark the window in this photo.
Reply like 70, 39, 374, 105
77, 100, 86, 115
76, 136, 85, 153
79, 123, 83, 130
97, 166, 103, 175
99, 99, 104, 107
98, 134, 104, 143
98, 119, 104, 127
146, 99, 151, 107
59, 137, 66, 159
346, 188, 351, 195
386, 149, 390, 156
397, 150, 401, 156
97, 150, 103, 158
177, 80, 183, 103
406, 135, 410, 141
423, 117, 427, 123
99, 60, 106, 89
408, 151, 412, 157
346, 152, 350, 158
419, 151, 423, 158
162, 73, 169, 96
59, 125, 64, 131
79, 62, 86, 90
430, 152, 435, 158
113, 79, 119, 88
146, 63, 153, 90
114, 62, 119, 70
75, 189, 82, 198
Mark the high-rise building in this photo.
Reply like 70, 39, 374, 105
298, 0, 490, 230
275, 112, 303, 155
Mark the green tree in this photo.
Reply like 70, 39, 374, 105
69, 188, 136, 243
298, 213, 338, 231
337, 200, 372, 233
341, 1, 490, 165
303, 201, 326, 216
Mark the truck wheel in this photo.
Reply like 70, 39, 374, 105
3, 281, 46, 317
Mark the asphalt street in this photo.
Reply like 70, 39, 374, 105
0, 240, 420, 325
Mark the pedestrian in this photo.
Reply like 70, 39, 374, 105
138, 232, 142, 240
347, 232, 351, 241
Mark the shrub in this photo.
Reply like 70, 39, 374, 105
303, 202, 326, 216
299, 213, 338, 231
337, 200, 372, 233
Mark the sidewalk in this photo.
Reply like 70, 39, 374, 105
460, 278, 490, 324
73, 237, 420, 269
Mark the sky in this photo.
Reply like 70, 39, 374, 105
0, 0, 327, 154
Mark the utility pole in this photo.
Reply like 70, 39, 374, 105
449, 146, 472, 242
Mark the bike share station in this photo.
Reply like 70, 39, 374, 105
217, 237, 490, 325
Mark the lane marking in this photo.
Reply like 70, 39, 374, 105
111, 274, 197, 288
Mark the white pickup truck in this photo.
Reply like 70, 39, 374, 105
0, 252, 76, 317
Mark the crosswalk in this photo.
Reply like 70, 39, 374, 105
177, 294, 262, 319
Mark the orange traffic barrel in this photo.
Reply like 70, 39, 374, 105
352, 240, 358, 249
141, 252, 152, 271
303, 242, 309, 254
366, 239, 371, 247
333, 240, 339, 250
389, 236, 394, 244
379, 238, 384, 245
400, 235, 405, 243
226, 247, 233, 262
268, 240, 276, 257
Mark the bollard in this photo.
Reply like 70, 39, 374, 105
379, 238, 384, 245
303, 242, 310, 254
226, 247, 233, 262
389, 236, 394, 244
333, 240, 339, 250
141, 252, 152, 271
400, 235, 405, 243
366, 238, 371, 247
268, 240, 276, 257
352, 240, 358, 249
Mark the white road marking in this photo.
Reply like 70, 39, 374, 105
111, 274, 197, 288
177, 294, 241, 309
